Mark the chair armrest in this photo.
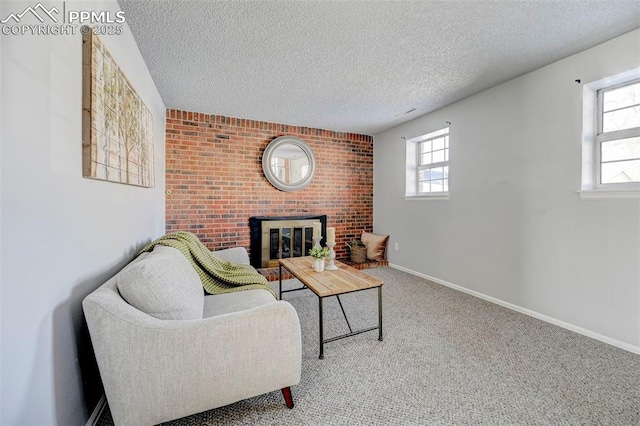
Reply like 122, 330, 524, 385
83, 295, 301, 426
212, 246, 250, 265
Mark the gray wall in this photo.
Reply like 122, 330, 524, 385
373, 29, 640, 353
0, 1, 166, 424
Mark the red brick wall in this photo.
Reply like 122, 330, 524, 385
165, 109, 373, 261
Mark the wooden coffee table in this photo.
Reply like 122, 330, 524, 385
279, 256, 384, 359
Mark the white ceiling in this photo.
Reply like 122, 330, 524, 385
117, 0, 640, 135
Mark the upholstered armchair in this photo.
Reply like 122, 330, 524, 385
83, 246, 302, 425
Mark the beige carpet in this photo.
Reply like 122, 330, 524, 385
98, 267, 640, 425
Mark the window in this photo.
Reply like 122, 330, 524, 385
596, 80, 640, 187
405, 127, 450, 199
580, 70, 640, 198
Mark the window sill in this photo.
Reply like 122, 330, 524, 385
578, 190, 640, 200
404, 193, 450, 201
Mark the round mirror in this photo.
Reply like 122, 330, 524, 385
262, 136, 316, 192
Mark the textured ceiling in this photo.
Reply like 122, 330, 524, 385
117, 0, 640, 135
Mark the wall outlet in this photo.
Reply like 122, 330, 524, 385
394, 242, 399, 251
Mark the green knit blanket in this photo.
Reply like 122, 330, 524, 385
139, 231, 275, 297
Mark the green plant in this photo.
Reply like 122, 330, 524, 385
350, 239, 365, 247
309, 246, 330, 259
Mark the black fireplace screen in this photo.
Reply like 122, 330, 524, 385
270, 226, 314, 260
249, 215, 327, 268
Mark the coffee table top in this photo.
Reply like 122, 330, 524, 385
279, 256, 383, 297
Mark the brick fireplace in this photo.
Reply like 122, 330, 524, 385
165, 109, 373, 263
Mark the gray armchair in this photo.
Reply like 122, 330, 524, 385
83, 246, 302, 425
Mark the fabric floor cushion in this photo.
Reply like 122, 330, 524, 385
117, 245, 204, 320
361, 232, 389, 261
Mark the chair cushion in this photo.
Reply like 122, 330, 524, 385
117, 245, 204, 320
361, 232, 389, 261
203, 289, 276, 317
211, 247, 250, 265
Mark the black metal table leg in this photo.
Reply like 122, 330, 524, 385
378, 286, 383, 341
335, 295, 353, 333
319, 296, 324, 359
279, 263, 282, 300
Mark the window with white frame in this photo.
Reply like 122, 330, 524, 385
405, 127, 449, 198
595, 80, 640, 187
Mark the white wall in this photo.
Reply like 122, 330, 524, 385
0, 1, 166, 424
374, 29, 640, 352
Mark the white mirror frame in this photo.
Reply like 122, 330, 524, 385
262, 136, 316, 192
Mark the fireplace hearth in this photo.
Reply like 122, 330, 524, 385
249, 215, 327, 268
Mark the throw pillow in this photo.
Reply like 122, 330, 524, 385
117, 245, 204, 320
361, 232, 389, 261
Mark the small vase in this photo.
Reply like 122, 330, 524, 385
313, 258, 325, 272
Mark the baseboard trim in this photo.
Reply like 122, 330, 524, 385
389, 263, 640, 355
86, 394, 107, 426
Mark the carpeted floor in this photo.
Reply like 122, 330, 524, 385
97, 267, 640, 425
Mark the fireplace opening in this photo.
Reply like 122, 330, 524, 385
249, 215, 327, 268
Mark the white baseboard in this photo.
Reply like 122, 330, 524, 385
389, 263, 640, 355
86, 394, 107, 426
